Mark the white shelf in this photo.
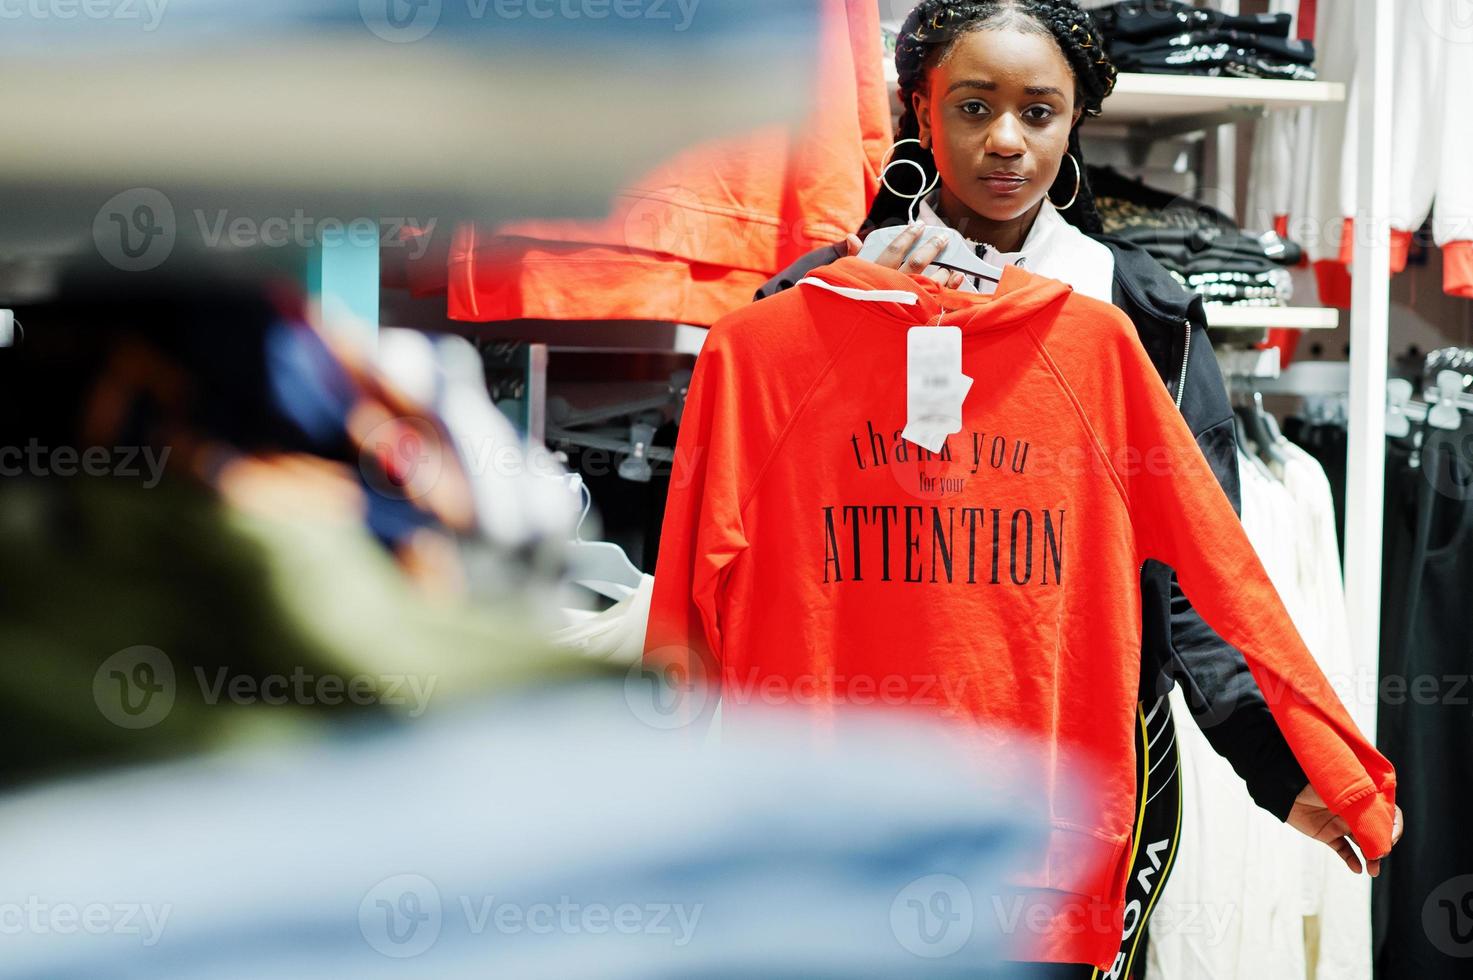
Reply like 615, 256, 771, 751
886, 69, 1345, 133
1205, 305, 1340, 330
1101, 73, 1345, 124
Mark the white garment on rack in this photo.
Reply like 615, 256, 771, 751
1276, 440, 1373, 980
1149, 438, 1372, 980
1339, 0, 1473, 292
553, 574, 655, 665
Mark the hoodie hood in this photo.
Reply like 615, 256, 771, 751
799, 256, 1074, 334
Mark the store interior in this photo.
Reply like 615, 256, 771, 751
0, 0, 1466, 977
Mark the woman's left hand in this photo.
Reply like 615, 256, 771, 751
1286, 783, 1405, 876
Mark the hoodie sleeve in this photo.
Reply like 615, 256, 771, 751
643, 325, 751, 707
1108, 323, 1398, 860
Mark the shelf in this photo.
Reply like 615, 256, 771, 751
1100, 73, 1345, 124
1205, 305, 1340, 330
885, 69, 1345, 136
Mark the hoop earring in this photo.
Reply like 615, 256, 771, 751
880, 137, 940, 224
1050, 152, 1081, 211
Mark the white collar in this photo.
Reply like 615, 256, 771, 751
915, 196, 1066, 270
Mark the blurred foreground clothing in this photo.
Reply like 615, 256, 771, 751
0, 684, 1044, 979
0, 263, 600, 784
445, 0, 892, 326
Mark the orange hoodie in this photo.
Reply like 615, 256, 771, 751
645, 256, 1397, 969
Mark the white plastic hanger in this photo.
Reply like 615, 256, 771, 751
857, 224, 1005, 291
564, 475, 643, 602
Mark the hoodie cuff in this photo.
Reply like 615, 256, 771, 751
1333, 781, 1399, 859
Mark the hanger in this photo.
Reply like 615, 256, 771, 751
564, 475, 643, 602
1232, 383, 1286, 469
856, 224, 1006, 292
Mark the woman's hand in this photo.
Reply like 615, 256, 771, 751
841, 221, 968, 290
1286, 783, 1405, 876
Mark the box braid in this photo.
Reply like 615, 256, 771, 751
873, 0, 1117, 235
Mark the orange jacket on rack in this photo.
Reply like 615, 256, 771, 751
447, 0, 892, 326
644, 257, 1398, 970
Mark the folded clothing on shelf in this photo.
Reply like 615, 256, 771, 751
1089, 1, 1291, 42
1090, 1, 1316, 80
1090, 166, 1298, 307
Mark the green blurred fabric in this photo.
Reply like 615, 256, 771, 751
0, 477, 614, 785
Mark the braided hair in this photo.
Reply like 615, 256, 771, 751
874, 0, 1117, 235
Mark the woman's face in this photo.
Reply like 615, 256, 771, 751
912, 26, 1083, 224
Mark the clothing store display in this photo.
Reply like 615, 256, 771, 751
446, 0, 891, 327
1090, 1, 1316, 80
1089, 167, 1297, 307
1150, 434, 1371, 980
647, 256, 1396, 969
0, 684, 1044, 979
1089, 2, 1293, 43
759, 218, 1314, 829
1339, 0, 1473, 298
1374, 415, 1473, 978
1284, 414, 1349, 554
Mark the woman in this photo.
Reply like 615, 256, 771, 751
757, 1, 1403, 975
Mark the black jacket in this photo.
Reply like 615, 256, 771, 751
754, 236, 1308, 821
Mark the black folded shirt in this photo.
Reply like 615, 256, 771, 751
1111, 29, 1316, 65
1110, 42, 1318, 81
1089, 1, 1292, 43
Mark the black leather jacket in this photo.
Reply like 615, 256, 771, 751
754, 235, 1309, 821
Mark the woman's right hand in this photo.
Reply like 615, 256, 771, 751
840, 221, 968, 290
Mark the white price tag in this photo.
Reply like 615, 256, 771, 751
902, 325, 971, 453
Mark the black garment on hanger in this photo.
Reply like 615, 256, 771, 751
1283, 416, 1349, 554
1373, 418, 1473, 978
